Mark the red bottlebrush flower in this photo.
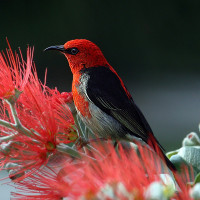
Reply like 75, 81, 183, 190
0, 40, 32, 99
11, 167, 71, 200
16, 79, 76, 144
0, 42, 76, 181
11, 142, 191, 200
11, 142, 194, 199
49, 88, 73, 105
48, 88, 76, 115
74, 144, 164, 199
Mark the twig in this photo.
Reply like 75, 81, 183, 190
57, 144, 96, 160
5, 99, 35, 138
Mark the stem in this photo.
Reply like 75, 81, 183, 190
84, 126, 90, 140
71, 115, 104, 157
0, 135, 16, 143
5, 99, 34, 138
7, 99, 21, 126
0, 118, 16, 129
0, 97, 37, 144
77, 116, 87, 140
72, 113, 86, 150
57, 144, 96, 160
72, 113, 82, 138
86, 144, 105, 159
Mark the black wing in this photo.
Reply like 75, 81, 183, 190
82, 66, 180, 171
82, 66, 156, 144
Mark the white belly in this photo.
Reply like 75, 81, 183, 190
76, 101, 126, 139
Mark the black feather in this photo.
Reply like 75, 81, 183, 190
81, 66, 176, 171
81, 67, 154, 142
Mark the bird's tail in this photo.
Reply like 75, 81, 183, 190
147, 133, 177, 172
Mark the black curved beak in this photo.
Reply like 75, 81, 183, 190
44, 45, 65, 52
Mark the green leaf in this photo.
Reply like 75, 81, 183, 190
166, 150, 179, 159
195, 172, 200, 184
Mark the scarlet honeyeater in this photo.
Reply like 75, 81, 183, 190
45, 39, 176, 171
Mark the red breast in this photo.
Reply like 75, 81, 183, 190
72, 72, 91, 118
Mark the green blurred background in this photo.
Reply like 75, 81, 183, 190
1, 0, 200, 151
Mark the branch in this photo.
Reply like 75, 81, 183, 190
5, 99, 35, 138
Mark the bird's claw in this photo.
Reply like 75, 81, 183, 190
75, 137, 89, 149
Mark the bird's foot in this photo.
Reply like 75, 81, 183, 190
75, 137, 89, 150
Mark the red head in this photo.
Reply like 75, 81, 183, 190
44, 39, 109, 74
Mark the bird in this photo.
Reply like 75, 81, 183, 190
44, 39, 176, 171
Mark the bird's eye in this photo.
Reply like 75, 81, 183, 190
65, 47, 79, 55
69, 48, 79, 55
